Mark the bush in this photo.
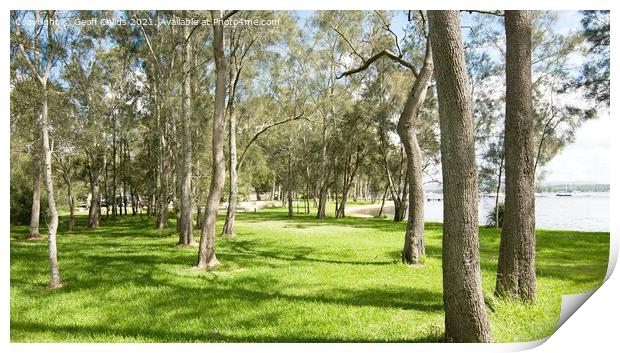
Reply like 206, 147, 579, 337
485, 202, 504, 228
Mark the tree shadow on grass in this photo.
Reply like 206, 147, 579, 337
10, 320, 444, 342
225, 238, 399, 266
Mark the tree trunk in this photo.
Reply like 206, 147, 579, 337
316, 117, 329, 219
196, 10, 227, 269
40, 89, 61, 288
87, 159, 103, 229
496, 10, 537, 301
397, 42, 433, 265
317, 191, 327, 219
156, 79, 168, 229
28, 138, 42, 238
222, 105, 238, 237
123, 139, 129, 215
112, 123, 117, 218
495, 156, 504, 228
287, 142, 294, 219
393, 170, 408, 222
378, 184, 388, 217
104, 157, 109, 218
196, 205, 202, 229
428, 10, 491, 342
62, 172, 75, 232
179, 20, 195, 245
271, 171, 276, 201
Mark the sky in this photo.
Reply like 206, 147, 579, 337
535, 11, 610, 184
544, 114, 610, 184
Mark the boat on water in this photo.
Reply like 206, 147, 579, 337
556, 192, 573, 197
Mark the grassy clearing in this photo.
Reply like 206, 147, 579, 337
10, 207, 609, 342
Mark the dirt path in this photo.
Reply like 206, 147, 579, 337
346, 201, 395, 218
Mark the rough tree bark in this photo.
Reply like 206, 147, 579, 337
496, 10, 537, 301
178, 19, 195, 246
428, 10, 491, 342
196, 10, 234, 269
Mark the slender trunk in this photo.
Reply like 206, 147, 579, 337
41, 89, 61, 288
336, 149, 362, 219
429, 10, 491, 342
495, 156, 504, 228
378, 183, 388, 217
196, 10, 227, 269
496, 11, 536, 301
271, 171, 276, 201
223, 108, 238, 236
316, 116, 329, 219
28, 137, 42, 238
156, 80, 168, 229
63, 173, 75, 232
393, 170, 409, 222
287, 143, 294, 219
397, 42, 433, 265
87, 160, 102, 228
123, 139, 128, 215
196, 205, 202, 229
112, 122, 117, 218
179, 20, 194, 245
104, 155, 109, 218
335, 158, 348, 219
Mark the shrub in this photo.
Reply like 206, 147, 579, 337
485, 202, 504, 228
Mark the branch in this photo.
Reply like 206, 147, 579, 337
463, 10, 504, 17
374, 11, 402, 56
337, 49, 416, 79
223, 10, 240, 21
237, 113, 305, 170
135, 17, 161, 77
331, 25, 364, 61
11, 12, 43, 84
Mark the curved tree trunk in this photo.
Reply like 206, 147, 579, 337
196, 10, 228, 269
496, 10, 536, 301
428, 10, 491, 343
398, 43, 433, 265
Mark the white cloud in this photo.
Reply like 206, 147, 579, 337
543, 115, 611, 184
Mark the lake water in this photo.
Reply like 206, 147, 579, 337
373, 192, 610, 232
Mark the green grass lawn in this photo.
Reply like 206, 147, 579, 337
10, 207, 609, 342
